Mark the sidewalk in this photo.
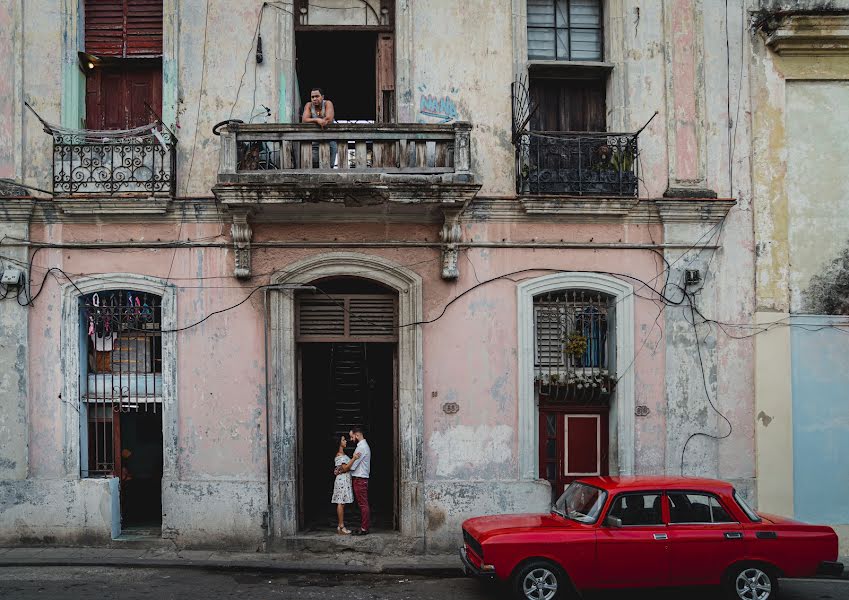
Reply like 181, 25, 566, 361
0, 546, 463, 576
0, 547, 845, 579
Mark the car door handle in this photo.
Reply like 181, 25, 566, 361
724, 532, 743, 539
653, 533, 668, 540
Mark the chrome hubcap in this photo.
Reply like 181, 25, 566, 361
523, 567, 558, 600
735, 568, 772, 600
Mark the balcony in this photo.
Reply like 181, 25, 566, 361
52, 129, 176, 198
212, 122, 478, 215
515, 131, 638, 197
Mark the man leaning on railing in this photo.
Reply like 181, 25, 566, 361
302, 87, 338, 168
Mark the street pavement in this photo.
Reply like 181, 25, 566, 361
1, 566, 848, 599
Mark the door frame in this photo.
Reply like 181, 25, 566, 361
295, 341, 399, 531
268, 253, 423, 540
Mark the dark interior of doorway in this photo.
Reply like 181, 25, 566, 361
120, 409, 163, 529
301, 342, 395, 531
295, 31, 377, 121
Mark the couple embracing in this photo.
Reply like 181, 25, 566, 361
331, 426, 371, 536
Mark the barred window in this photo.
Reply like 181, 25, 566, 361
80, 289, 162, 478
533, 289, 614, 404
527, 0, 603, 62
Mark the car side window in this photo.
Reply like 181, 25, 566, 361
668, 493, 736, 523
607, 493, 663, 526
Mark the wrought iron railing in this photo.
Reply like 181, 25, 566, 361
53, 131, 177, 196
217, 122, 472, 177
516, 131, 638, 196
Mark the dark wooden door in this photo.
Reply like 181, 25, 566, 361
529, 78, 606, 132
85, 64, 162, 130
539, 408, 609, 500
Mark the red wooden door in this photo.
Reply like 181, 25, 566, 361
540, 408, 609, 498
86, 64, 162, 130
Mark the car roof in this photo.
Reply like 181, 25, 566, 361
574, 476, 735, 494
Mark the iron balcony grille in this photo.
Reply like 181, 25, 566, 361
533, 289, 613, 406
516, 131, 638, 196
80, 290, 162, 477
53, 130, 176, 196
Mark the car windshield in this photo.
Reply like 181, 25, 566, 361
553, 482, 607, 524
733, 489, 762, 522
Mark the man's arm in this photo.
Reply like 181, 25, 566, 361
337, 452, 361, 474
302, 104, 318, 124
321, 100, 335, 126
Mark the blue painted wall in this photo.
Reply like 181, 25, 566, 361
791, 316, 849, 524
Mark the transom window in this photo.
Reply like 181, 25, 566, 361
668, 493, 736, 524
527, 0, 603, 62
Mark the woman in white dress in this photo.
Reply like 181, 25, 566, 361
331, 435, 354, 534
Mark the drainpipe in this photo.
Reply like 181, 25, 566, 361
263, 284, 315, 548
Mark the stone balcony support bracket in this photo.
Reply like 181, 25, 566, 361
440, 206, 463, 280
231, 209, 254, 279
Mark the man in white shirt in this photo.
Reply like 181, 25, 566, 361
336, 426, 371, 535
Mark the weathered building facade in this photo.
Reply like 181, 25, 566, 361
0, 0, 772, 552
750, 1, 849, 554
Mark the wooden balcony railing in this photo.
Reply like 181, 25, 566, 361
217, 122, 472, 180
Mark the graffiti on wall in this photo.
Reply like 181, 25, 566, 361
418, 85, 460, 124
803, 241, 849, 315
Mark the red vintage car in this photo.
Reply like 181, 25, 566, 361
460, 476, 843, 600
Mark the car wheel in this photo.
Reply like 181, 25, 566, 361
513, 560, 569, 600
726, 564, 779, 600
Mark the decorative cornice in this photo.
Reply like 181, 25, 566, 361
766, 14, 849, 56
654, 199, 736, 224
53, 197, 171, 216
0, 198, 36, 222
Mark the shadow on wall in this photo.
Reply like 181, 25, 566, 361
804, 241, 849, 315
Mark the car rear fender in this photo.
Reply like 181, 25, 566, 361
723, 560, 784, 586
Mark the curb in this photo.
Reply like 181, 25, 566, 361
0, 558, 464, 578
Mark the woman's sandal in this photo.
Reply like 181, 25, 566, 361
337, 525, 351, 535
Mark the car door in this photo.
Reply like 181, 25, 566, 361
666, 492, 746, 586
595, 492, 670, 589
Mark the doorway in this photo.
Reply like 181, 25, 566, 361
296, 277, 399, 532
118, 408, 164, 530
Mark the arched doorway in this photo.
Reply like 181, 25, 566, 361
268, 252, 424, 540
296, 277, 398, 531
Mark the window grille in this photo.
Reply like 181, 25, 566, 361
80, 289, 162, 477
533, 289, 613, 405
527, 0, 603, 62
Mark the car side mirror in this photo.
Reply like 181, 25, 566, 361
605, 515, 622, 528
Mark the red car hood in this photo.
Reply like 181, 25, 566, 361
463, 513, 574, 542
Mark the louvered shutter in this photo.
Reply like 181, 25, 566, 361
534, 303, 565, 367
85, 0, 163, 58
297, 295, 397, 342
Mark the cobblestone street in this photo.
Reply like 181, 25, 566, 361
1, 566, 848, 600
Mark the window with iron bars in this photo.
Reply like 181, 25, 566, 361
79, 290, 162, 478
533, 289, 614, 404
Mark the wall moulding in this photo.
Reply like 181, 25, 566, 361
766, 14, 849, 56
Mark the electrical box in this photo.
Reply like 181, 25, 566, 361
684, 269, 702, 287
1, 267, 23, 286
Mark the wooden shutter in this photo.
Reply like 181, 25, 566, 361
297, 294, 397, 342
534, 303, 565, 367
529, 78, 606, 132
85, 0, 163, 58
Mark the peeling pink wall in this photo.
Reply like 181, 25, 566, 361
671, 0, 700, 182
27, 219, 670, 483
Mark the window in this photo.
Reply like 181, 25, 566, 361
80, 289, 162, 478
83, 0, 163, 130
554, 481, 607, 524
668, 493, 736, 524
534, 290, 610, 373
527, 0, 603, 62
607, 493, 664, 526
734, 489, 762, 522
